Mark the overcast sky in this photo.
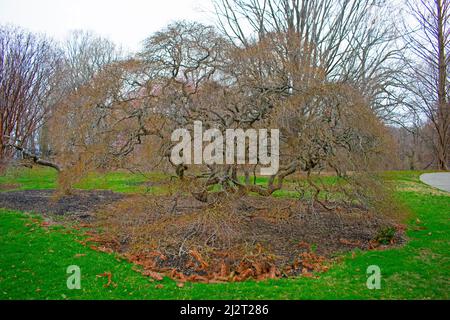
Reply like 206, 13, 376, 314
0, 0, 215, 52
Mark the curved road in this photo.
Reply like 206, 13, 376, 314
420, 172, 450, 193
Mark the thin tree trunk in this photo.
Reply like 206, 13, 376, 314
436, 0, 449, 170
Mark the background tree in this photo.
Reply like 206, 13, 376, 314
0, 25, 61, 171
213, 0, 403, 121
39, 30, 122, 157
402, 0, 450, 170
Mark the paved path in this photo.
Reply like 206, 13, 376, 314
420, 173, 450, 193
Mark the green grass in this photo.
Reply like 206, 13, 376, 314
0, 167, 347, 197
0, 169, 449, 299
0, 167, 58, 190
0, 167, 167, 194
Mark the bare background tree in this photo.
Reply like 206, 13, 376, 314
401, 0, 450, 170
0, 25, 61, 171
213, 0, 403, 120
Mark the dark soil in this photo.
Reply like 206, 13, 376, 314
0, 190, 124, 221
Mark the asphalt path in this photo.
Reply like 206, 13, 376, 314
420, 173, 450, 193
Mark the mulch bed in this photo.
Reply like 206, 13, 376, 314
0, 189, 406, 282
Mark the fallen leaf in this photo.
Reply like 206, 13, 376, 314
143, 270, 163, 281
97, 272, 117, 288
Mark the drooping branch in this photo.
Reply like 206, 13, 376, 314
3, 136, 61, 172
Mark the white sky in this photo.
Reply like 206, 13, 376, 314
0, 0, 215, 52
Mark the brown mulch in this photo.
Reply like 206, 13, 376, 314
90, 194, 406, 282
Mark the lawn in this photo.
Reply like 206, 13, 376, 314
0, 169, 449, 299
0, 167, 162, 194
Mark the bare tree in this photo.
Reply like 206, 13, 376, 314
213, 0, 403, 121
44, 20, 395, 208
134, 21, 394, 208
402, 0, 450, 170
0, 25, 61, 170
62, 30, 122, 90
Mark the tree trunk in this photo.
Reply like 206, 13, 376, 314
436, 0, 449, 170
